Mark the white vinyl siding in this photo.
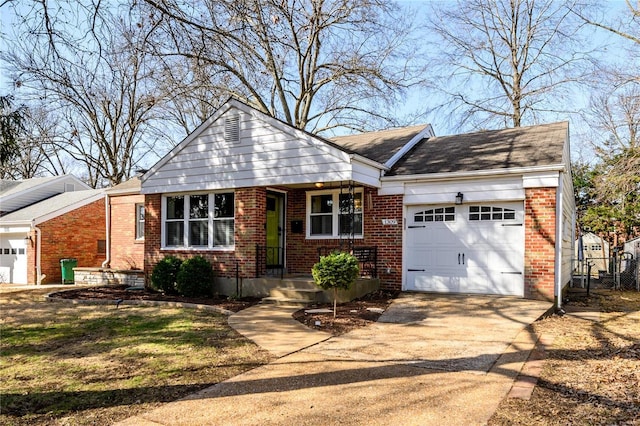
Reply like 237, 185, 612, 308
142, 106, 382, 194
163, 192, 234, 250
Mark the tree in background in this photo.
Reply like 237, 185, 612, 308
0, 105, 69, 179
425, 0, 589, 129
140, 0, 426, 133
3, 1, 169, 187
573, 2, 640, 242
0, 95, 26, 168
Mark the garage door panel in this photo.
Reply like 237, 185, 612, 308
409, 271, 460, 293
405, 203, 524, 296
466, 247, 521, 272
0, 234, 28, 284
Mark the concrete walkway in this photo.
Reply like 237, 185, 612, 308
117, 293, 552, 426
228, 304, 332, 357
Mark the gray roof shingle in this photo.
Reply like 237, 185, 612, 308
330, 124, 429, 165
388, 122, 568, 176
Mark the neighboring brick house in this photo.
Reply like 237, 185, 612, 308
140, 98, 575, 306
0, 188, 106, 284
104, 177, 145, 270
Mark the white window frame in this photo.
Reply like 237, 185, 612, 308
414, 206, 456, 223
468, 205, 516, 221
135, 203, 145, 240
306, 188, 364, 239
161, 192, 235, 250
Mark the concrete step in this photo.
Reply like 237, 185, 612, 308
260, 297, 318, 307
269, 287, 322, 301
276, 277, 318, 290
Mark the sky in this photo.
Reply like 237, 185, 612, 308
0, 0, 635, 166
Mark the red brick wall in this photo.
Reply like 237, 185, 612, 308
286, 187, 403, 291
109, 194, 145, 270
525, 187, 557, 300
37, 198, 106, 284
144, 188, 267, 284
143, 186, 403, 290
26, 230, 36, 285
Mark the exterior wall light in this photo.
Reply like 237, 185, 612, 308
455, 192, 464, 205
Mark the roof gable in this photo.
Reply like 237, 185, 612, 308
141, 99, 387, 193
388, 122, 569, 176
0, 175, 91, 215
0, 189, 104, 225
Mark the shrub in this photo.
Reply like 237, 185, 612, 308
150, 256, 183, 295
312, 251, 360, 318
176, 256, 214, 297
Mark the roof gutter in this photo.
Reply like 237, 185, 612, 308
381, 164, 567, 183
348, 153, 389, 171
0, 220, 32, 227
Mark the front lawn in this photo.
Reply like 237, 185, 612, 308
0, 289, 272, 425
490, 289, 640, 425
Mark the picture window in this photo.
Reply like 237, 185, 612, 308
163, 192, 234, 249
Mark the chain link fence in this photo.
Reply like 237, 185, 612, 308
572, 251, 639, 291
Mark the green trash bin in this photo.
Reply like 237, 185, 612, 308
60, 258, 78, 284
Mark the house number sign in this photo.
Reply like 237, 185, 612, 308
381, 219, 398, 225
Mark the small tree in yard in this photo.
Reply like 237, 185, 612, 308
312, 252, 360, 319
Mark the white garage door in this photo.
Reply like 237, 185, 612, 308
405, 202, 524, 296
0, 234, 28, 284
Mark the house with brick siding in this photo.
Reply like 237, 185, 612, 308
103, 177, 145, 271
0, 186, 106, 285
140, 98, 575, 306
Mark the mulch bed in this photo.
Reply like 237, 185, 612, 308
49, 286, 399, 335
291, 290, 399, 335
49, 285, 262, 312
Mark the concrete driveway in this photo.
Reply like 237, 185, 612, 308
117, 293, 551, 426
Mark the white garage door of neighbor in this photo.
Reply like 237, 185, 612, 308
0, 234, 28, 284
405, 202, 524, 296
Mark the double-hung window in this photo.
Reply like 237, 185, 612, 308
163, 192, 234, 249
135, 203, 145, 240
307, 189, 363, 238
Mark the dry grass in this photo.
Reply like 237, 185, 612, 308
490, 289, 640, 425
0, 289, 272, 425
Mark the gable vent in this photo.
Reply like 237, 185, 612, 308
224, 116, 240, 143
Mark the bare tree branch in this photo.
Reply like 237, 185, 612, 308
425, 0, 591, 129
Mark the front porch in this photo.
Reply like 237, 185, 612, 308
255, 244, 379, 279
143, 184, 403, 297
215, 274, 381, 306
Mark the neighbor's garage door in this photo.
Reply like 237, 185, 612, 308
405, 202, 524, 296
0, 234, 28, 284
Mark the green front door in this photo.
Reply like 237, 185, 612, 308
266, 193, 284, 267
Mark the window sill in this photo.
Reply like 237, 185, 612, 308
161, 246, 235, 252
306, 235, 364, 240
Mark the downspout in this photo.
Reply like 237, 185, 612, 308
101, 194, 111, 268
33, 222, 44, 285
555, 173, 564, 311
